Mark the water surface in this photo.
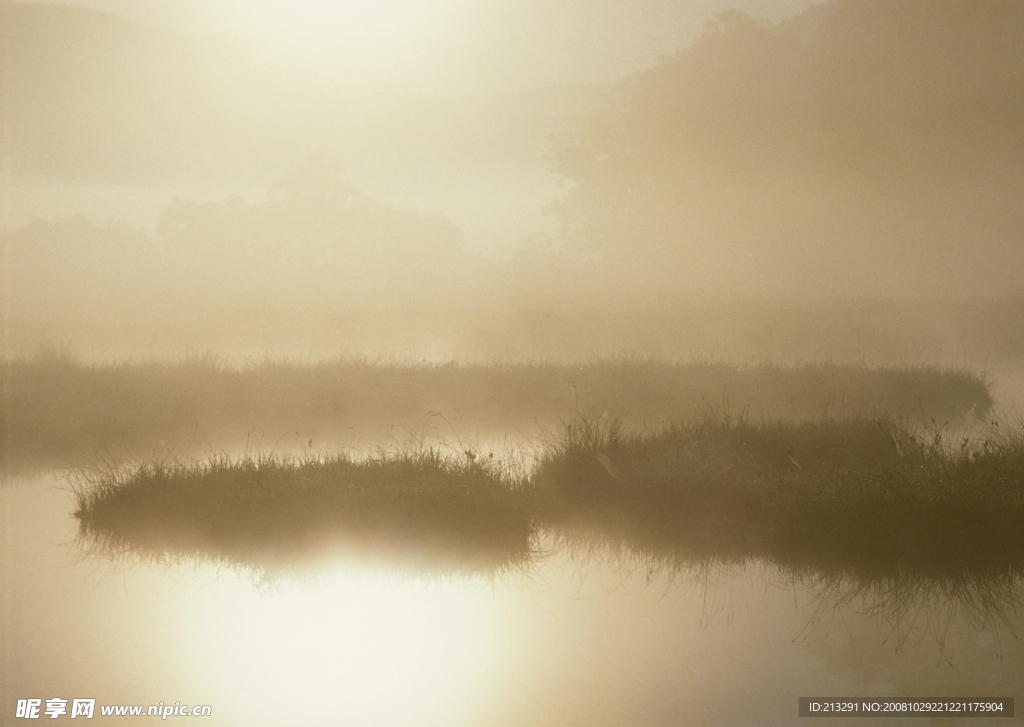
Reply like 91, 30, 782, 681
4, 470, 1023, 726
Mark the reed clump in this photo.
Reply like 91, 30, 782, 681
72, 414, 1024, 596
3, 353, 992, 473
532, 416, 1024, 581
73, 449, 534, 578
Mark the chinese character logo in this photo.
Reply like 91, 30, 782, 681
70, 700, 96, 719
16, 700, 42, 719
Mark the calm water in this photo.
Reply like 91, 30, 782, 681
3, 474, 1022, 726
4, 375, 1024, 726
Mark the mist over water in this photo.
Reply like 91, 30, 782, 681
3, 0, 1024, 724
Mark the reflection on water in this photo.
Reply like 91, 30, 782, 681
71, 454, 1024, 632
559, 535, 1024, 631
4, 473, 1024, 726
72, 454, 535, 583
192, 571, 507, 726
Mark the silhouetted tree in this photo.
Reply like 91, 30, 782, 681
548, 0, 1024, 273
266, 155, 361, 206
155, 158, 466, 303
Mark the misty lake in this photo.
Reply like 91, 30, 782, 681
5, 448, 1024, 724
7, 0, 1024, 721
4, 374, 1024, 726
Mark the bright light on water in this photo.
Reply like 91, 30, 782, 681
191, 568, 502, 725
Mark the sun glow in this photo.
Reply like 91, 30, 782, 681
191, 567, 503, 726
219, 0, 459, 65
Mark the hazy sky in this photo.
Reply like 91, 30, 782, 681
32, 0, 821, 95
6, 0, 1022, 315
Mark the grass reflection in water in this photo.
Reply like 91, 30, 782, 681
74, 416, 1024, 622
74, 449, 535, 580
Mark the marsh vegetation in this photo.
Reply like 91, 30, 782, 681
73, 449, 534, 579
534, 416, 1024, 580
7, 0, 1024, 721
2, 355, 991, 473
73, 411, 1024, 619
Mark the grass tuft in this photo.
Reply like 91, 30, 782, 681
73, 448, 534, 580
71, 411, 1024, 616
3, 355, 993, 473
533, 415, 1024, 582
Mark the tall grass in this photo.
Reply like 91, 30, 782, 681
533, 416, 1024, 583
73, 412, 1024, 610
2, 353, 992, 473
73, 448, 534, 580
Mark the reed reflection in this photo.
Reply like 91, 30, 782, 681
73, 450, 536, 582
74, 415, 1024, 627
